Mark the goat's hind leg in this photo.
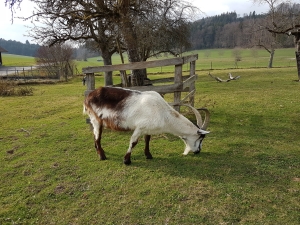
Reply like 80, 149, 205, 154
93, 120, 107, 160
144, 135, 153, 159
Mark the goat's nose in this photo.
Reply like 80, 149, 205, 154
194, 150, 200, 154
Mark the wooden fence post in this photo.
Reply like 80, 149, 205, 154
85, 73, 95, 96
174, 64, 182, 112
189, 60, 196, 106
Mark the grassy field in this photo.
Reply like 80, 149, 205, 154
2, 48, 296, 74
74, 48, 296, 73
1, 63, 299, 224
1, 54, 36, 67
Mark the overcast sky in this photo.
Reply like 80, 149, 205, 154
0, 0, 270, 44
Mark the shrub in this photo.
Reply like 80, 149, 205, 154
0, 80, 33, 96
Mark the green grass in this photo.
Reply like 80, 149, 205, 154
1, 66, 300, 224
2, 48, 296, 73
74, 48, 297, 74
192, 48, 296, 70
1, 54, 36, 66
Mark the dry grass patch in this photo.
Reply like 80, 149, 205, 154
0, 80, 34, 96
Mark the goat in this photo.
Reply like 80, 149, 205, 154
83, 86, 210, 165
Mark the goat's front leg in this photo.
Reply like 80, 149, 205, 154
144, 135, 153, 159
124, 129, 141, 165
94, 121, 107, 160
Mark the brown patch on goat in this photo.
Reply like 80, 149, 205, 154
84, 87, 136, 131
85, 86, 137, 110
102, 117, 130, 131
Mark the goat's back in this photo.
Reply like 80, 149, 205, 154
85, 86, 137, 109
84, 86, 176, 133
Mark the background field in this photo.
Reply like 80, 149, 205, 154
1, 54, 36, 67
1, 47, 297, 73
73, 48, 297, 74
0, 50, 300, 224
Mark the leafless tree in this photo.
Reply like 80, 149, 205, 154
204, 50, 211, 58
6, 0, 195, 86
246, 16, 279, 68
35, 44, 74, 81
252, 0, 300, 77
232, 47, 242, 68
253, 0, 300, 34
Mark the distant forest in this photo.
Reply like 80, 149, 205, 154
189, 11, 294, 49
0, 11, 295, 57
0, 38, 40, 56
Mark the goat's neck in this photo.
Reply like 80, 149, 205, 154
168, 114, 198, 137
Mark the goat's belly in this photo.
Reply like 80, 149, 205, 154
102, 118, 131, 131
132, 124, 167, 136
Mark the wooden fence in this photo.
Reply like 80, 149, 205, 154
82, 54, 198, 111
0, 65, 78, 80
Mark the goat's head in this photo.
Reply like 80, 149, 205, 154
180, 105, 210, 155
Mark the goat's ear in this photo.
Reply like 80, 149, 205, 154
197, 129, 210, 135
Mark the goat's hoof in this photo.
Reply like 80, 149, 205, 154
124, 159, 131, 165
145, 154, 153, 159
124, 152, 131, 165
99, 155, 107, 160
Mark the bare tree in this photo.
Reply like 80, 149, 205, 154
25, 0, 120, 86
232, 47, 242, 68
35, 44, 74, 81
252, 0, 300, 77
7, 0, 195, 86
247, 17, 279, 68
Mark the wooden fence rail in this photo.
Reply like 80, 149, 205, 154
83, 54, 198, 111
0, 65, 78, 80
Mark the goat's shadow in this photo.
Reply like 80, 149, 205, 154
88, 108, 298, 187
104, 149, 273, 187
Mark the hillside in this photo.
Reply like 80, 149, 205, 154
0, 38, 40, 57
189, 11, 294, 50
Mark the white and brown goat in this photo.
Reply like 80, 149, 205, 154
83, 86, 210, 165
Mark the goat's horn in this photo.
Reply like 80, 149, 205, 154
177, 104, 204, 129
197, 108, 210, 130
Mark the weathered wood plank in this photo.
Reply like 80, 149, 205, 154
85, 73, 95, 96
82, 57, 185, 74
183, 54, 198, 64
169, 89, 196, 105
125, 83, 182, 94
182, 75, 197, 90
173, 64, 183, 111
150, 75, 191, 84
189, 61, 196, 106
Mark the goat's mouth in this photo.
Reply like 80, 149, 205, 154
194, 150, 201, 154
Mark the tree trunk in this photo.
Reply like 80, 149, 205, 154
292, 30, 300, 81
268, 49, 275, 68
101, 50, 113, 86
124, 35, 144, 86
120, 8, 144, 86
95, 20, 114, 86
296, 52, 300, 81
